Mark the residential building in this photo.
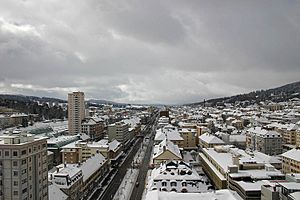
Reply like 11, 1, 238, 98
81, 117, 104, 141
145, 190, 242, 200
147, 161, 213, 193
199, 133, 225, 149
61, 139, 122, 164
49, 154, 109, 200
68, 92, 85, 135
0, 131, 48, 200
179, 128, 197, 149
281, 148, 300, 173
247, 127, 282, 155
200, 145, 284, 192
154, 128, 184, 148
49, 164, 83, 199
108, 121, 130, 149
152, 139, 182, 167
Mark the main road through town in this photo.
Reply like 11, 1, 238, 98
89, 113, 158, 200
130, 118, 157, 200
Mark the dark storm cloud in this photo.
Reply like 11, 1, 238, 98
0, 0, 299, 104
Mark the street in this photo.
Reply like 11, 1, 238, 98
88, 112, 158, 200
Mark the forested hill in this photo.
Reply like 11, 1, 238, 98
190, 81, 300, 106
0, 94, 66, 119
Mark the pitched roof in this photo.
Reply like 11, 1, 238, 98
199, 133, 225, 144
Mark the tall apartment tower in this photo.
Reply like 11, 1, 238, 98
0, 131, 48, 200
68, 91, 85, 135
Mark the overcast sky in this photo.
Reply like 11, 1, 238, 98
0, 0, 299, 104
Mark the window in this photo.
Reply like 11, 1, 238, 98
21, 150, 27, 155
13, 151, 18, 157
5, 151, 9, 157
13, 171, 18, 176
22, 188, 27, 194
182, 182, 187, 187
13, 161, 18, 167
13, 191, 18, 195
171, 182, 177, 187
22, 169, 27, 175
22, 159, 27, 165
13, 181, 18, 186
162, 182, 167, 187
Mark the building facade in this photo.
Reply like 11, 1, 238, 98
108, 121, 130, 149
68, 92, 85, 135
281, 148, 300, 174
0, 132, 48, 200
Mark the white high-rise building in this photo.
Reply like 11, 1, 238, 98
68, 92, 85, 135
0, 131, 48, 200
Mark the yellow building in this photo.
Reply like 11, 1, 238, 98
152, 139, 182, 167
275, 124, 299, 145
179, 128, 197, 149
154, 128, 184, 148
199, 133, 225, 149
281, 148, 300, 174
297, 132, 300, 148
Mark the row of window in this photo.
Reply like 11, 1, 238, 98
0, 144, 46, 157
160, 181, 187, 187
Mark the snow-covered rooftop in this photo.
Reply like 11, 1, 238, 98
281, 148, 300, 162
199, 133, 225, 144
145, 189, 242, 200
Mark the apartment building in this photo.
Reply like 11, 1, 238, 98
108, 121, 130, 149
154, 128, 184, 148
0, 132, 48, 200
147, 160, 212, 193
81, 117, 104, 141
199, 133, 225, 149
281, 148, 300, 174
61, 139, 122, 164
247, 127, 282, 155
179, 128, 197, 150
152, 139, 182, 167
199, 145, 284, 192
68, 92, 85, 135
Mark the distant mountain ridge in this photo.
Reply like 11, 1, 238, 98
189, 81, 300, 106
0, 94, 67, 104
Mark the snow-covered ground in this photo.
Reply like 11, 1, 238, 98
113, 169, 139, 200
113, 138, 149, 200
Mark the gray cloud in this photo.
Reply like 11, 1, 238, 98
0, 0, 299, 104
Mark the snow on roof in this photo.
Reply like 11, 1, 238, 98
155, 129, 184, 141
48, 183, 68, 200
247, 127, 281, 138
199, 133, 225, 144
202, 148, 232, 173
229, 134, 246, 142
281, 148, 300, 162
151, 161, 200, 181
145, 189, 242, 200
153, 139, 182, 159
109, 139, 121, 152
52, 164, 81, 181
81, 118, 97, 125
235, 181, 266, 191
76, 153, 106, 182
229, 169, 283, 180
289, 191, 300, 199
279, 182, 300, 190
